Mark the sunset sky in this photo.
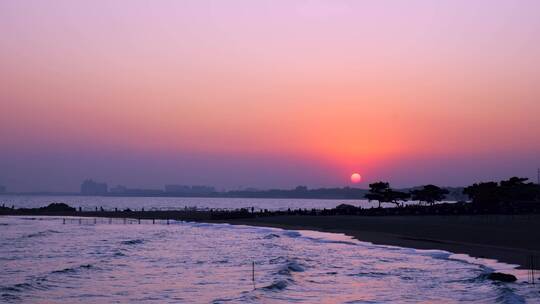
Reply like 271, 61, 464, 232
1, 0, 540, 192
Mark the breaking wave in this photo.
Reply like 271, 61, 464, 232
121, 239, 144, 245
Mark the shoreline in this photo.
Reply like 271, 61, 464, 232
206, 215, 540, 270
2, 210, 539, 269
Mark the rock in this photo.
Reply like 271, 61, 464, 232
40, 203, 76, 212
487, 272, 517, 282
335, 204, 358, 214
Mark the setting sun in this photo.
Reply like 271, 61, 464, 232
350, 173, 362, 184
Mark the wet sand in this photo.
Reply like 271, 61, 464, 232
209, 214, 540, 269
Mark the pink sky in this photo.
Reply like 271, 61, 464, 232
1, 1, 539, 191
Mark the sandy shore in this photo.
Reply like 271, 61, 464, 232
209, 214, 540, 269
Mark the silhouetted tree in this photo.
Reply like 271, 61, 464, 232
410, 185, 449, 206
464, 177, 540, 208
463, 182, 500, 207
365, 182, 390, 208
499, 177, 538, 202
385, 189, 411, 207
365, 182, 410, 207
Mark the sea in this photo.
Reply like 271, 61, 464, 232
1, 196, 539, 303
0, 195, 448, 211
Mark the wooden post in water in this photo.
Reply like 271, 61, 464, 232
530, 255, 536, 285
152, 219, 155, 224
138, 218, 141, 224
252, 261, 256, 290
62, 218, 65, 225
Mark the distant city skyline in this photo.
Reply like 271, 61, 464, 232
1, 1, 540, 192
2, 169, 540, 194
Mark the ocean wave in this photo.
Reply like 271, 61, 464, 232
24, 230, 61, 238
113, 251, 126, 257
421, 250, 452, 260
152, 231, 170, 238
0, 286, 21, 293
285, 261, 304, 272
121, 239, 144, 245
0, 281, 50, 293
0, 265, 100, 297
52, 264, 94, 275
262, 279, 289, 291
263, 233, 280, 239
1, 292, 21, 302
492, 287, 526, 304
212, 259, 229, 264
348, 271, 389, 279
269, 256, 306, 267
269, 256, 287, 264
212, 293, 260, 303
467, 285, 527, 304
282, 231, 301, 238
189, 222, 213, 228
310, 238, 358, 246
277, 260, 305, 276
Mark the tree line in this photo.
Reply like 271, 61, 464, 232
365, 177, 540, 208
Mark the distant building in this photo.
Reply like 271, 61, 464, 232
295, 185, 308, 192
80, 179, 108, 195
190, 185, 216, 194
165, 185, 192, 193
164, 184, 216, 194
108, 185, 164, 196
0, 185, 5, 194
122, 188, 164, 196
242, 187, 260, 192
109, 185, 127, 194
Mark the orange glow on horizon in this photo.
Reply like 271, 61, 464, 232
1, 1, 540, 190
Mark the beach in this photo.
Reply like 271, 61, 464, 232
210, 214, 540, 269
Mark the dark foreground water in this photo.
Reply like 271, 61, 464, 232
1, 216, 538, 303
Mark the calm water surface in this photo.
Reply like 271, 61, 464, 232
1, 216, 538, 303
0, 195, 451, 211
